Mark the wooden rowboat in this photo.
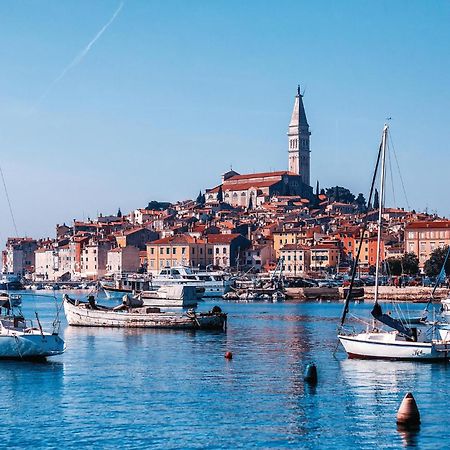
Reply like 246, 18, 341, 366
63, 294, 227, 330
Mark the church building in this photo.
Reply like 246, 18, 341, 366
205, 86, 313, 208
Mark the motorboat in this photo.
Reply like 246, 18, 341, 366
151, 266, 231, 298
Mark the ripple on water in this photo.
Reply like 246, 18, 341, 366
0, 296, 448, 449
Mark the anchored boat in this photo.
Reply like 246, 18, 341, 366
338, 124, 449, 361
0, 293, 65, 360
63, 294, 227, 330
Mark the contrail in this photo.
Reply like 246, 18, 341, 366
31, 1, 124, 112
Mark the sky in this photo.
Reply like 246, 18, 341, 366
0, 0, 449, 240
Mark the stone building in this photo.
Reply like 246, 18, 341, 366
205, 86, 313, 208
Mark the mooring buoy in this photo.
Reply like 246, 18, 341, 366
304, 363, 318, 384
397, 392, 420, 428
224, 351, 233, 360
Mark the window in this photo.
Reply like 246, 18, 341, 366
182, 247, 186, 254
160, 248, 163, 255
215, 248, 219, 254
208, 248, 213, 255
151, 248, 154, 255
173, 248, 176, 254
223, 247, 227, 254
166, 248, 170, 255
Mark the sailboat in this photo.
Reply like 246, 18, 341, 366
338, 124, 450, 361
0, 292, 65, 359
0, 164, 65, 360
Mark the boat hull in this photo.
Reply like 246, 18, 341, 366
0, 333, 65, 359
338, 333, 449, 361
63, 298, 226, 330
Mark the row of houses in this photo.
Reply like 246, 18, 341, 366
2, 195, 450, 280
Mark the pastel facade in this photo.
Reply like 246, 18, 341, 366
146, 235, 210, 273
80, 240, 112, 279
280, 244, 311, 275
107, 246, 141, 276
1, 238, 37, 276
310, 244, 340, 270
405, 221, 450, 268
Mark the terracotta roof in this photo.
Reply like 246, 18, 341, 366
149, 235, 205, 245
406, 221, 450, 229
280, 244, 310, 251
206, 185, 221, 194
223, 179, 280, 191
227, 171, 292, 181
206, 233, 246, 244
311, 244, 340, 250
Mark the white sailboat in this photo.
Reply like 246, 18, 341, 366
338, 124, 450, 361
0, 163, 65, 360
0, 293, 65, 359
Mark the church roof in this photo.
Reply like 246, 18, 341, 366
226, 171, 290, 181
289, 86, 309, 130
223, 179, 281, 191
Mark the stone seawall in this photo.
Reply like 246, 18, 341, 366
363, 286, 448, 302
284, 286, 448, 302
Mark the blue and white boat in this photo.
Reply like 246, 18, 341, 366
0, 293, 65, 360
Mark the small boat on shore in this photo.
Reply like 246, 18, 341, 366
0, 292, 65, 360
63, 294, 227, 330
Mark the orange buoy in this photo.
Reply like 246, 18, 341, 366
224, 351, 233, 360
397, 392, 421, 428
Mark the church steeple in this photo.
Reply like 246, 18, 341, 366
288, 85, 311, 186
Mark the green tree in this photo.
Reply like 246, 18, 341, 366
355, 193, 366, 212
217, 185, 223, 203
424, 246, 450, 277
373, 189, 380, 209
196, 190, 205, 206
386, 257, 402, 276
401, 252, 419, 275
325, 186, 356, 204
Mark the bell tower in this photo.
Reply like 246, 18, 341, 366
288, 85, 311, 186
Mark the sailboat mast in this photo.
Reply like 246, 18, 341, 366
374, 125, 388, 304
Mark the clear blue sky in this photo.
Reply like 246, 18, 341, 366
0, 0, 449, 239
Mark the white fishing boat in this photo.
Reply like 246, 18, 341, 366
0, 293, 65, 360
338, 124, 449, 361
151, 266, 231, 298
63, 294, 227, 330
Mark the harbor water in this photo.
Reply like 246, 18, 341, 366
0, 293, 448, 449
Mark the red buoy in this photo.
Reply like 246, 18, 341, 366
397, 392, 421, 428
224, 351, 233, 360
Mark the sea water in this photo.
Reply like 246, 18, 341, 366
0, 293, 447, 449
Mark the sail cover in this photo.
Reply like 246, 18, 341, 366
371, 302, 415, 339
